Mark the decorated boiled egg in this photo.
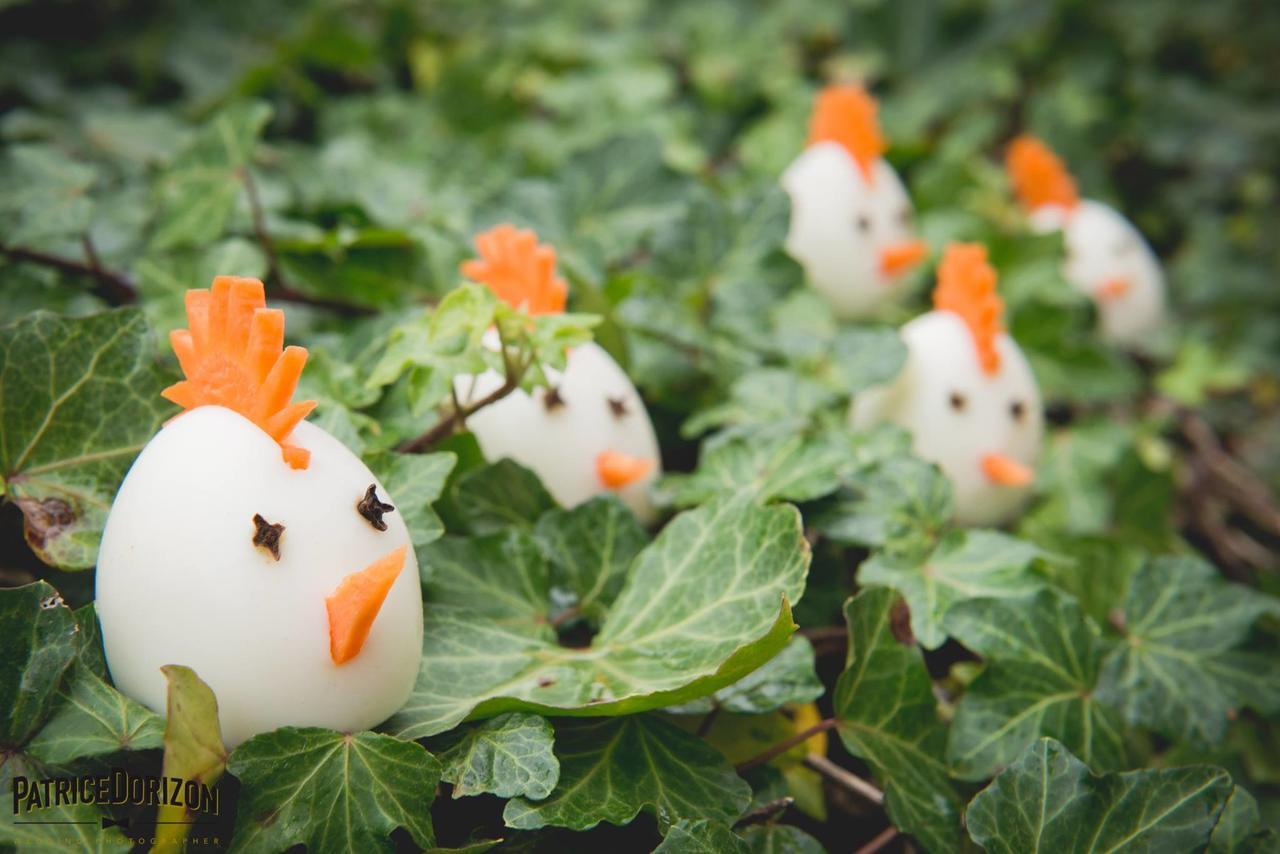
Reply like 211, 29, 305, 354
782, 84, 928, 318
453, 225, 662, 523
850, 243, 1044, 526
1007, 135, 1166, 347
96, 277, 422, 747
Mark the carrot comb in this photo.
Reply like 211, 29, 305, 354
807, 84, 887, 182
162, 277, 316, 469
933, 243, 1005, 375
461, 224, 567, 315
1006, 135, 1078, 211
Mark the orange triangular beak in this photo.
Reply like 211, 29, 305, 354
596, 451, 654, 490
1097, 277, 1131, 301
981, 453, 1034, 487
325, 545, 407, 665
880, 239, 928, 277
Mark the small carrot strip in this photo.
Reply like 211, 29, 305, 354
246, 309, 285, 382
280, 443, 310, 470
185, 290, 211, 353
254, 346, 308, 422
169, 330, 199, 378
222, 277, 264, 355
160, 380, 199, 410
326, 546, 408, 665
263, 400, 318, 441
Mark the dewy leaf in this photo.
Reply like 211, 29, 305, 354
832, 588, 965, 853
666, 635, 823, 715
1096, 555, 1280, 746
0, 144, 96, 246
502, 716, 751, 833
966, 737, 1234, 854
655, 819, 749, 853
154, 665, 229, 852
860, 529, 1044, 649
0, 581, 78, 749
227, 727, 442, 854
0, 309, 171, 569
24, 662, 164, 764
388, 495, 809, 738
945, 589, 1128, 780
533, 495, 649, 621
433, 712, 559, 800
451, 458, 558, 535
367, 451, 457, 549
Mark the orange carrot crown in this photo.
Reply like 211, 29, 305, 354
461, 224, 567, 315
1006, 135, 1078, 211
163, 277, 316, 469
933, 243, 1005, 375
807, 84, 886, 182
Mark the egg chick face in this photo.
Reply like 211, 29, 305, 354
850, 311, 1044, 526
782, 142, 922, 318
1030, 200, 1166, 347
457, 342, 661, 523
95, 406, 423, 748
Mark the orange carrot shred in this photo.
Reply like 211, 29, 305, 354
807, 84, 887, 182
933, 243, 1005, 375
162, 277, 317, 469
596, 450, 654, 490
1006, 135, 1078, 211
326, 545, 408, 665
460, 224, 568, 315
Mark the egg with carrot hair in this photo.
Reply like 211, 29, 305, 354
1006, 135, 1166, 347
95, 277, 422, 747
454, 225, 662, 523
781, 84, 928, 318
850, 244, 1043, 526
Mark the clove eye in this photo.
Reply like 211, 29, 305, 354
543, 386, 566, 412
1010, 400, 1027, 422
898, 208, 912, 226
949, 391, 967, 412
607, 396, 629, 418
252, 514, 285, 561
356, 485, 395, 532
855, 213, 872, 234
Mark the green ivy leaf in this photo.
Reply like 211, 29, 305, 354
227, 727, 442, 854
24, 663, 163, 764
433, 713, 559, 800
860, 529, 1043, 649
389, 495, 808, 738
1209, 786, 1276, 854
367, 451, 457, 549
0, 309, 170, 569
738, 823, 825, 853
826, 327, 909, 396
944, 589, 1129, 779
154, 665, 228, 851
502, 716, 751, 833
681, 368, 838, 438
667, 636, 823, 715
450, 458, 558, 535
0, 581, 78, 748
966, 737, 1233, 853
1096, 556, 1280, 746
655, 819, 749, 853
833, 588, 965, 853
533, 495, 649, 622
0, 144, 96, 246
815, 454, 952, 550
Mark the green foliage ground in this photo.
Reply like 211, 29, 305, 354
1, 1, 1279, 852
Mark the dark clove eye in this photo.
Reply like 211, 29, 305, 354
856, 213, 872, 234
898, 207, 912, 226
1010, 400, 1026, 422
607, 396, 629, 418
543, 386, 566, 412
252, 514, 285, 561
356, 484, 395, 532
949, 391, 967, 412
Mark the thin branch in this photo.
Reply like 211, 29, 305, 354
1178, 408, 1280, 538
735, 718, 839, 773
732, 797, 793, 828
695, 703, 721, 738
2, 244, 136, 305
803, 755, 884, 806
855, 825, 899, 854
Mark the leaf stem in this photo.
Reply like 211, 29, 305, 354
2, 243, 137, 305
735, 718, 838, 773
732, 796, 793, 828
854, 824, 899, 854
803, 754, 884, 805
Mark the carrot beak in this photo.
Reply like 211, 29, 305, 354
325, 545, 407, 665
981, 453, 1034, 487
880, 239, 928, 277
1097, 277, 1131, 301
596, 450, 654, 490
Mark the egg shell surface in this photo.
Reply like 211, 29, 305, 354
95, 406, 423, 747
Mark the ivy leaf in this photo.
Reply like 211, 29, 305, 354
944, 589, 1129, 779
738, 824, 826, 853
655, 819, 749, 853
433, 713, 559, 800
0, 309, 170, 569
833, 588, 965, 853
450, 458, 558, 535
151, 101, 271, 250
1096, 556, 1280, 746
827, 327, 909, 396
1209, 786, 1276, 854
814, 455, 952, 550
681, 368, 838, 438
0, 144, 96, 246
367, 451, 457, 549
502, 716, 751, 833
2, 772, 132, 854
966, 737, 1233, 853
154, 665, 229, 852
533, 495, 649, 622
860, 529, 1044, 649
389, 495, 808, 738
667, 636, 823, 715
227, 727, 442, 854
24, 663, 164, 764
0, 581, 78, 749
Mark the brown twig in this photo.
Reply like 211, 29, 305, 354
855, 825, 900, 854
695, 703, 721, 738
735, 718, 839, 773
732, 797, 793, 828
2, 244, 137, 305
803, 754, 885, 806
1178, 409, 1280, 537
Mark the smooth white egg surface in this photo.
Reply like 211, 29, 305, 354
782, 141, 918, 318
850, 311, 1044, 526
1029, 200, 1166, 347
456, 342, 662, 523
96, 406, 423, 747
